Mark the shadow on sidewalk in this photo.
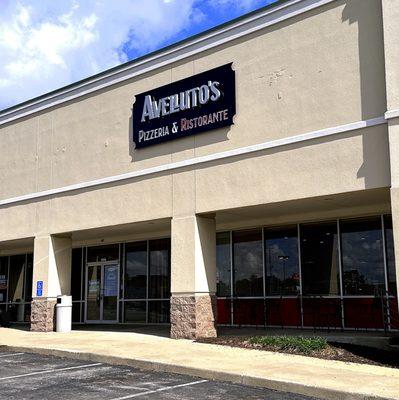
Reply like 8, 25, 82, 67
72, 323, 170, 338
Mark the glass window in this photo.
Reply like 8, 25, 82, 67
301, 222, 339, 295
120, 250, 124, 299
86, 265, 101, 321
81, 248, 87, 300
149, 239, 170, 299
217, 299, 231, 324
233, 229, 263, 297
216, 232, 231, 297
72, 302, 81, 323
265, 226, 300, 295
24, 254, 33, 302
24, 303, 31, 323
119, 300, 123, 323
87, 244, 119, 263
233, 299, 264, 325
0, 257, 8, 303
71, 248, 83, 301
8, 255, 26, 302
148, 300, 170, 323
125, 241, 147, 299
341, 217, 385, 295
124, 301, 146, 323
384, 215, 396, 296
0, 304, 6, 316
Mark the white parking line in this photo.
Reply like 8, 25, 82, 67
0, 353, 24, 358
0, 362, 102, 381
109, 379, 208, 400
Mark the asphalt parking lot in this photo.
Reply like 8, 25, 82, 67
0, 349, 317, 400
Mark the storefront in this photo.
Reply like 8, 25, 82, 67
66, 215, 398, 331
71, 240, 171, 325
1, 0, 399, 339
216, 215, 398, 330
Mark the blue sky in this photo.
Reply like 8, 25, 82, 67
0, 0, 277, 110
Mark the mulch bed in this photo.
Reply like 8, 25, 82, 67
197, 336, 399, 368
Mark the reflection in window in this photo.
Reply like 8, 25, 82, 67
71, 248, 83, 301
216, 232, 231, 297
265, 226, 300, 295
0, 254, 33, 307
148, 300, 170, 323
301, 222, 339, 295
0, 257, 8, 304
8, 255, 26, 302
125, 241, 147, 299
149, 239, 170, 299
25, 254, 33, 302
72, 302, 81, 323
384, 215, 397, 296
87, 244, 119, 263
233, 229, 263, 297
341, 218, 385, 295
124, 301, 146, 323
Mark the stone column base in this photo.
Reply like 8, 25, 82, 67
30, 298, 57, 332
170, 294, 217, 339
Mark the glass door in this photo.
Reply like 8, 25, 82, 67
86, 262, 119, 323
86, 265, 101, 321
102, 264, 119, 321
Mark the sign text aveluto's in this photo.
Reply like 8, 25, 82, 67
132, 63, 235, 148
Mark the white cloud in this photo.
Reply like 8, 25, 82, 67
0, 0, 198, 108
0, 0, 271, 109
207, 0, 265, 11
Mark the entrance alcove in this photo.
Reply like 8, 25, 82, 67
68, 218, 171, 330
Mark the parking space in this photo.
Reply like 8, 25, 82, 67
0, 350, 316, 400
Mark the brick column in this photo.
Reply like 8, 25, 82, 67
170, 215, 217, 339
31, 235, 72, 332
30, 298, 57, 332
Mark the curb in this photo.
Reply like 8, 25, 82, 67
0, 344, 395, 400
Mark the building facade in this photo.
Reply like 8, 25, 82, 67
1, 0, 399, 339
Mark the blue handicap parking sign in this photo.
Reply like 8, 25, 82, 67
36, 281, 43, 297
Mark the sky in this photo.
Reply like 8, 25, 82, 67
0, 0, 277, 110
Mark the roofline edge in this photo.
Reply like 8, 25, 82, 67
0, 0, 336, 126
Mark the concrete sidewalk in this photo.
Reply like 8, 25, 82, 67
0, 328, 398, 400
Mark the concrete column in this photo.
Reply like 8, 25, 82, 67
382, 0, 399, 303
30, 235, 72, 332
170, 214, 217, 339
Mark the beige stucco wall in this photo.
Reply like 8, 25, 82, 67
196, 124, 390, 213
0, 0, 391, 244
382, 0, 399, 112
